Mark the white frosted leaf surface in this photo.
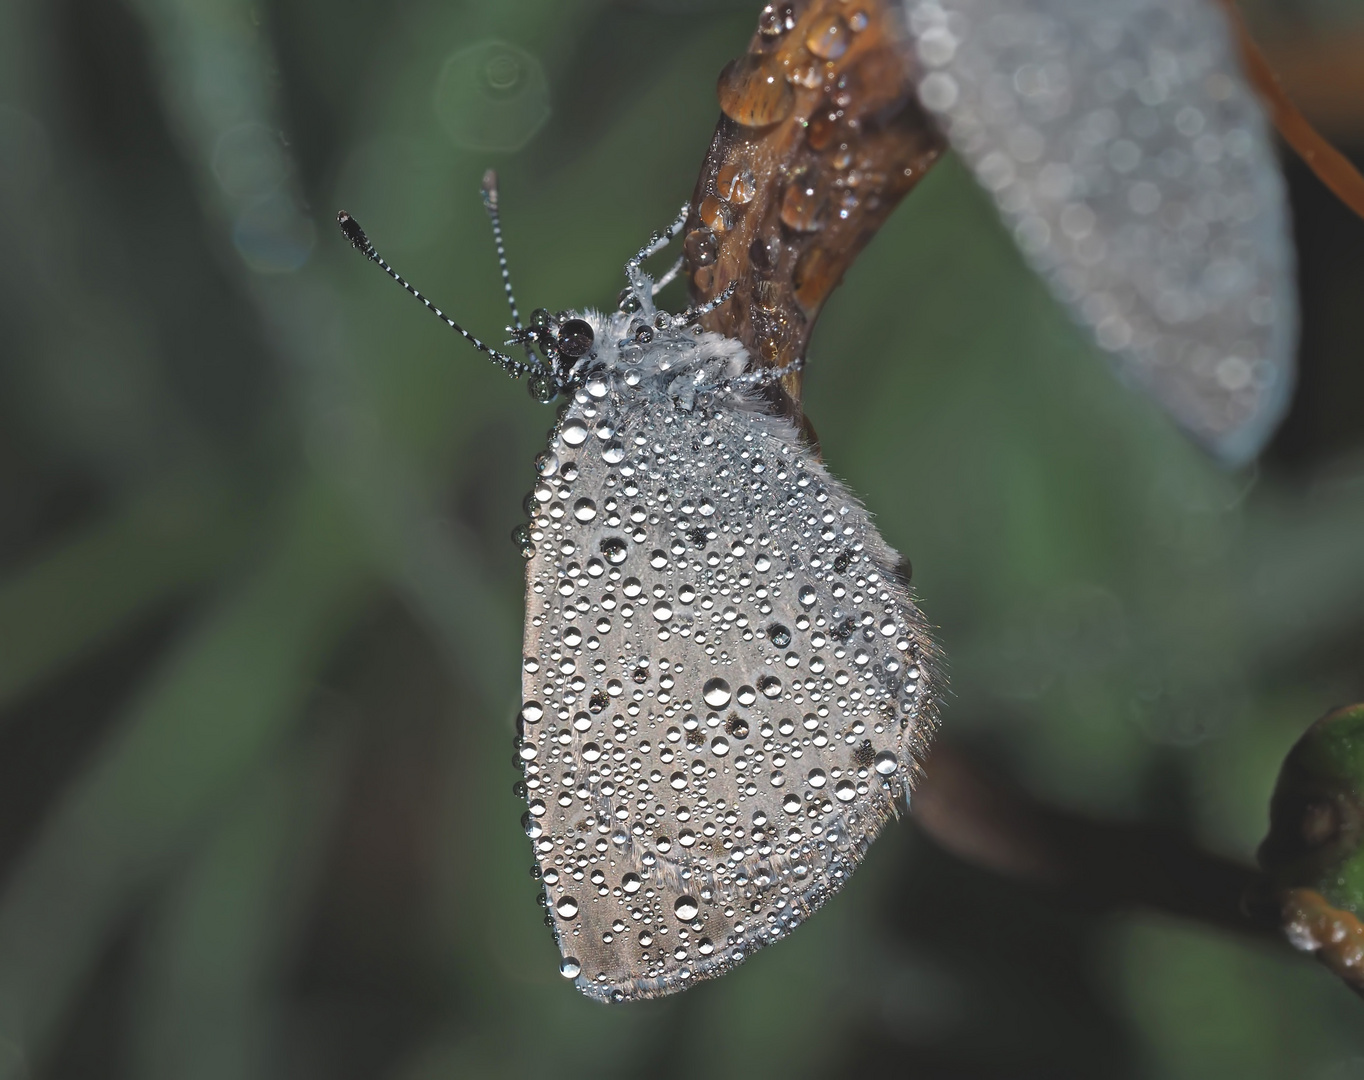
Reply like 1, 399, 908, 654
905, 0, 1297, 463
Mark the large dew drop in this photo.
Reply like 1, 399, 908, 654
561, 419, 589, 446
573, 498, 598, 522
702, 678, 732, 708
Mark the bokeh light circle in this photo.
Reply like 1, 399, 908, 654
432, 39, 550, 152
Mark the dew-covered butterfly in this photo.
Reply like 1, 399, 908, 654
337, 169, 941, 1002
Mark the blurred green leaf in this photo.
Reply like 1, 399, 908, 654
132, 722, 353, 1080
0, 476, 371, 1068
0, 475, 255, 711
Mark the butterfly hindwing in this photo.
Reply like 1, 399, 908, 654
520, 393, 938, 1001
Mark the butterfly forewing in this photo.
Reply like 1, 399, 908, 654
905, 0, 1297, 464
519, 397, 938, 1002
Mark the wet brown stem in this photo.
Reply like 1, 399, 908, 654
683, 0, 945, 419
1216, 0, 1364, 222
911, 743, 1277, 940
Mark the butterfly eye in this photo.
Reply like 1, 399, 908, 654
557, 318, 595, 358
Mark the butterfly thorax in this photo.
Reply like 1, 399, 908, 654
559, 308, 751, 416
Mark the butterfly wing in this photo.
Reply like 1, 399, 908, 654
903, 0, 1296, 464
519, 396, 939, 1002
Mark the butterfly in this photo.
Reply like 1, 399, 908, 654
339, 187, 941, 1001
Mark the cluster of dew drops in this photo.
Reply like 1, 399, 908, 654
503, 317, 933, 995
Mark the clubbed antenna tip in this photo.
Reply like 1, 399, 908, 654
337, 211, 370, 252
481, 169, 499, 211
332, 204, 531, 381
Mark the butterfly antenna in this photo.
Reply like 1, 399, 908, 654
336, 211, 528, 377
680, 280, 737, 323
652, 255, 684, 296
479, 170, 524, 332
626, 204, 689, 279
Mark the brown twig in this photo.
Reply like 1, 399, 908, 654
911, 744, 1276, 939
683, 0, 945, 419
1215, 0, 1364, 222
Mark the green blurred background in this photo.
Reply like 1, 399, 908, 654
1, 0, 1363, 1076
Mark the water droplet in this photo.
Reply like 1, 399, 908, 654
534, 451, 558, 476
602, 440, 625, 464
558, 318, 594, 358
600, 537, 628, 564
874, 751, 899, 776
556, 896, 579, 919
674, 896, 700, 920
573, 498, 598, 522
835, 779, 856, 802
622, 873, 642, 894
684, 226, 717, 268
698, 195, 731, 234
717, 163, 756, 204
527, 371, 557, 403
758, 675, 782, 699
652, 600, 674, 622
736, 685, 757, 707
798, 585, 817, 609
758, 1, 796, 37
780, 180, 822, 233
711, 736, 730, 756
670, 771, 687, 790
808, 768, 827, 789
783, 793, 802, 813
768, 623, 792, 647
703, 678, 733, 707
717, 53, 794, 127
560, 957, 581, 978
805, 13, 850, 59
561, 418, 589, 446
